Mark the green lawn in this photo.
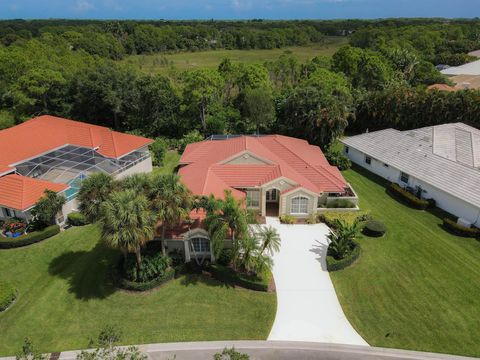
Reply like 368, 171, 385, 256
0, 225, 276, 356
152, 150, 181, 175
122, 37, 347, 74
331, 166, 480, 357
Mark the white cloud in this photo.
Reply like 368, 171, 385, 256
231, 0, 253, 11
73, 0, 94, 12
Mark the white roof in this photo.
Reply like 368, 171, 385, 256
342, 123, 480, 208
441, 59, 480, 75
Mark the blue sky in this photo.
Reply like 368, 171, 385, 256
0, 0, 479, 20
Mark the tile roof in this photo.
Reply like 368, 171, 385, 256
441, 59, 480, 76
342, 123, 480, 208
179, 135, 347, 199
0, 115, 153, 174
0, 174, 69, 211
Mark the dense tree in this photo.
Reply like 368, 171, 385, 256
31, 190, 66, 228
241, 87, 275, 134
77, 173, 115, 223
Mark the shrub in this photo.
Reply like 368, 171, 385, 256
443, 218, 480, 238
116, 267, 176, 292
0, 225, 60, 249
0, 281, 16, 311
388, 183, 430, 210
325, 149, 352, 170
180, 130, 204, 153
217, 248, 233, 266
67, 212, 88, 226
123, 252, 172, 283
279, 215, 296, 224
326, 198, 356, 208
363, 220, 387, 237
149, 137, 168, 166
319, 211, 370, 228
326, 242, 361, 271
305, 213, 319, 224
2, 218, 27, 235
246, 209, 260, 224
209, 264, 271, 292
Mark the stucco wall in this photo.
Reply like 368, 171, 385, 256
261, 178, 296, 216
345, 146, 480, 227
281, 189, 317, 217
114, 156, 153, 180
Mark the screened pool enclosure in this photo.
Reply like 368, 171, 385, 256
15, 145, 150, 200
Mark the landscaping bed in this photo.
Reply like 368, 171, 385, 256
0, 281, 16, 312
209, 264, 272, 292
0, 225, 60, 249
443, 218, 480, 238
387, 183, 434, 210
326, 241, 361, 271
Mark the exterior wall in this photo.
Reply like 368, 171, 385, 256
114, 156, 153, 180
345, 146, 480, 227
58, 198, 80, 225
0, 207, 29, 221
261, 178, 296, 216
281, 189, 317, 218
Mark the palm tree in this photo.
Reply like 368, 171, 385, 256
327, 219, 360, 260
77, 173, 115, 222
149, 173, 192, 255
257, 225, 281, 255
120, 173, 152, 194
100, 190, 155, 268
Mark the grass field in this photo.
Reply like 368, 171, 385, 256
331, 166, 480, 357
152, 150, 181, 175
122, 37, 347, 74
0, 224, 276, 356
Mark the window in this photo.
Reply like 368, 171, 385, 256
400, 172, 410, 184
191, 238, 210, 253
4, 208, 14, 217
365, 156, 372, 165
246, 190, 260, 207
266, 189, 278, 202
345, 146, 349, 154
291, 196, 309, 214
383, 163, 389, 168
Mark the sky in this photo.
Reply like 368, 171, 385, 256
0, 0, 479, 20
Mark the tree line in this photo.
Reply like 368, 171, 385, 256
1, 20, 480, 153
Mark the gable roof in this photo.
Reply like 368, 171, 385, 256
341, 123, 480, 209
0, 115, 152, 174
179, 135, 347, 199
0, 174, 69, 211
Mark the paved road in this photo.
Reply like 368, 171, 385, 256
51, 341, 478, 360
265, 217, 368, 345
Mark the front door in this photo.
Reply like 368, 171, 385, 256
266, 189, 279, 203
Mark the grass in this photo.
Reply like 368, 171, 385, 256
330, 165, 480, 357
152, 150, 181, 175
0, 225, 276, 356
122, 37, 347, 74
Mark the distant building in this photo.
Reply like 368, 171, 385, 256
342, 123, 480, 227
0, 116, 153, 225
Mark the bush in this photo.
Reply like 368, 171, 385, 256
179, 130, 204, 153
443, 218, 480, 238
326, 242, 361, 271
149, 137, 168, 166
0, 225, 60, 249
325, 149, 352, 170
279, 215, 296, 224
217, 248, 233, 266
305, 213, 319, 224
0, 281, 16, 312
246, 209, 260, 224
388, 183, 431, 210
209, 264, 271, 292
117, 267, 176, 292
363, 220, 387, 237
67, 212, 88, 226
123, 252, 172, 283
326, 198, 356, 208
319, 211, 370, 228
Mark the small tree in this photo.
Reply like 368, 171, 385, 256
30, 190, 66, 228
76, 326, 147, 360
257, 225, 281, 255
327, 219, 360, 260
16, 338, 47, 360
77, 173, 115, 223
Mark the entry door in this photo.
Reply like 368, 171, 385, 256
266, 189, 279, 202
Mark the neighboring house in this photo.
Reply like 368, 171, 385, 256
342, 123, 480, 227
0, 115, 153, 225
440, 58, 480, 90
162, 134, 355, 263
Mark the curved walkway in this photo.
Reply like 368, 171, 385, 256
265, 217, 368, 346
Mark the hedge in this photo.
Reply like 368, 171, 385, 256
326, 242, 361, 272
116, 267, 176, 292
67, 212, 88, 226
0, 225, 60, 249
209, 264, 270, 292
443, 218, 480, 238
0, 281, 16, 312
363, 220, 387, 237
387, 183, 431, 210
319, 211, 370, 228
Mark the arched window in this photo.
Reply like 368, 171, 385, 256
291, 196, 309, 214
191, 237, 210, 253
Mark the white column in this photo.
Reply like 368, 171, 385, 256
184, 240, 191, 263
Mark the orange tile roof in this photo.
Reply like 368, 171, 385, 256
0, 174, 69, 211
0, 115, 153, 174
179, 135, 347, 199
427, 84, 457, 92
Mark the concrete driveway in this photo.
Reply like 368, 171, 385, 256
265, 217, 368, 346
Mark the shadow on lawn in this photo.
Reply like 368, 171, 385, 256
310, 240, 329, 271
179, 273, 234, 289
48, 242, 117, 300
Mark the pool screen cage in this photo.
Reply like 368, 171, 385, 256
14, 145, 149, 200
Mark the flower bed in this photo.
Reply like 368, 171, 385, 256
443, 218, 480, 238
387, 183, 432, 210
0, 281, 16, 312
1, 218, 27, 238
0, 225, 60, 249
326, 241, 361, 272
208, 264, 272, 292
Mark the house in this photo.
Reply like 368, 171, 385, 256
163, 134, 356, 263
342, 123, 480, 227
0, 115, 153, 225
